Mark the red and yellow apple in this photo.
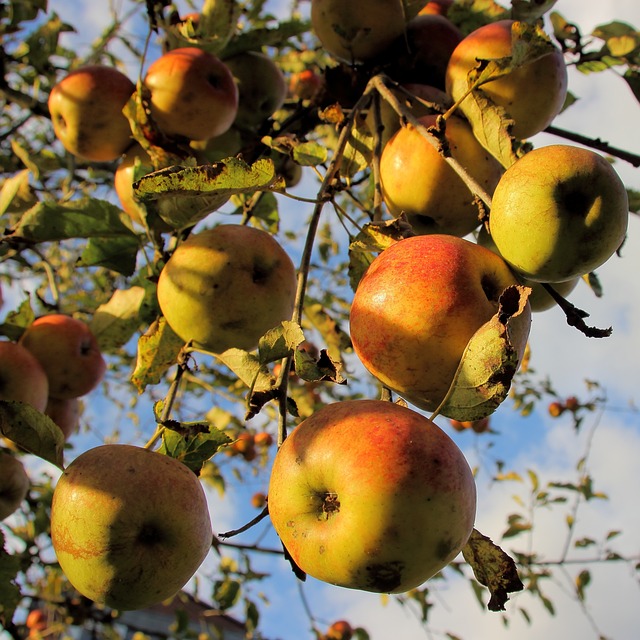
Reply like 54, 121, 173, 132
0, 451, 30, 520
50, 444, 213, 610
114, 144, 155, 227
268, 399, 477, 592
44, 396, 81, 440
144, 47, 238, 141
445, 19, 568, 139
349, 235, 531, 412
157, 225, 297, 353
19, 315, 106, 400
488, 145, 629, 282
326, 620, 354, 640
380, 113, 503, 236
48, 65, 135, 161
0, 341, 49, 412
419, 0, 453, 16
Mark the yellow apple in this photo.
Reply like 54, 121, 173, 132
157, 225, 297, 353
380, 113, 503, 237
488, 145, 629, 282
114, 144, 156, 227
445, 19, 568, 139
48, 65, 135, 161
144, 47, 239, 141
0, 451, 30, 520
349, 235, 531, 412
268, 399, 477, 593
0, 341, 49, 412
19, 315, 106, 400
50, 444, 213, 610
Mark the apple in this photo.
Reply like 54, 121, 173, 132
223, 51, 287, 131
419, 0, 453, 16
488, 145, 629, 282
0, 451, 30, 520
565, 396, 580, 412
228, 432, 257, 461
48, 65, 135, 162
380, 113, 503, 237
157, 224, 297, 353
251, 491, 267, 509
50, 444, 213, 610
114, 144, 155, 227
25, 609, 48, 634
190, 126, 243, 162
548, 401, 564, 417
449, 417, 490, 434
349, 235, 531, 413
19, 315, 106, 400
44, 396, 80, 440
254, 431, 274, 448
288, 69, 324, 102
144, 47, 239, 141
0, 341, 49, 412
326, 620, 354, 640
445, 19, 568, 139
268, 399, 477, 592
310, 0, 412, 64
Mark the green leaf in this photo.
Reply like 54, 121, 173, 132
90, 286, 147, 352
257, 321, 306, 366
77, 234, 139, 275
220, 20, 310, 58
511, 0, 558, 22
213, 579, 241, 610
0, 295, 35, 340
0, 401, 65, 469
623, 69, 640, 104
159, 423, 231, 475
341, 113, 374, 178
0, 530, 21, 628
0, 169, 31, 216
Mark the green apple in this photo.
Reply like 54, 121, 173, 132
488, 145, 629, 282
349, 235, 531, 412
0, 451, 30, 520
380, 113, 503, 237
48, 65, 135, 162
0, 341, 49, 412
445, 19, 568, 139
144, 47, 238, 141
157, 224, 297, 353
19, 315, 106, 400
50, 444, 213, 610
268, 399, 477, 593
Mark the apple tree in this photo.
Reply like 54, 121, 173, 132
1, 0, 639, 638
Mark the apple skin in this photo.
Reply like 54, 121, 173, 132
445, 19, 568, 139
44, 396, 80, 440
0, 341, 50, 412
19, 315, 106, 400
48, 65, 135, 162
349, 235, 531, 413
488, 145, 629, 283
223, 51, 287, 131
144, 47, 239, 141
157, 225, 297, 353
380, 113, 503, 237
268, 399, 477, 593
419, 0, 453, 16
0, 451, 30, 521
114, 144, 155, 227
50, 444, 213, 611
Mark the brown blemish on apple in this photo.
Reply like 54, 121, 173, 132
364, 560, 404, 593
319, 491, 340, 520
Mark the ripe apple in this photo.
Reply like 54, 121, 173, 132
48, 65, 135, 162
0, 341, 49, 412
326, 620, 354, 640
380, 113, 503, 237
144, 47, 239, 141
223, 51, 287, 130
419, 0, 453, 16
548, 401, 564, 417
157, 225, 297, 353
0, 451, 30, 520
288, 69, 324, 102
310, 0, 411, 64
349, 235, 531, 413
44, 396, 80, 439
25, 609, 48, 634
19, 315, 106, 400
190, 126, 243, 162
449, 417, 490, 434
268, 399, 477, 592
251, 491, 267, 509
445, 19, 568, 139
114, 144, 155, 227
50, 444, 213, 610
488, 145, 629, 282
228, 432, 257, 461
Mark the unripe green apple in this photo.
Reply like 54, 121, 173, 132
445, 19, 568, 139
157, 225, 297, 353
268, 399, 477, 593
19, 315, 106, 400
380, 114, 503, 237
488, 145, 629, 282
48, 65, 135, 161
0, 341, 49, 412
50, 444, 213, 610
349, 235, 531, 412
0, 451, 30, 521
144, 47, 239, 141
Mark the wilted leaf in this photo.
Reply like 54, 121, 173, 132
304, 303, 352, 361
439, 285, 531, 421
159, 423, 231, 475
91, 286, 147, 351
0, 295, 35, 341
462, 528, 524, 611
258, 321, 306, 365
0, 401, 65, 469
0, 169, 33, 216
295, 348, 346, 385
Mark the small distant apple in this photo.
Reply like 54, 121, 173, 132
326, 620, 354, 640
0, 451, 30, 520
419, 0, 453, 15
0, 341, 49, 412
19, 315, 106, 400
288, 69, 324, 102
548, 401, 564, 417
251, 492, 267, 509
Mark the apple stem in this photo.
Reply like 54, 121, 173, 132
218, 504, 269, 539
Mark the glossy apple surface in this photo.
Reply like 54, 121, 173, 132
445, 19, 568, 139
0, 341, 49, 412
489, 145, 629, 282
157, 225, 297, 353
349, 235, 531, 412
0, 451, 30, 520
380, 113, 503, 237
50, 444, 213, 610
48, 65, 135, 161
268, 399, 477, 593
144, 47, 238, 141
19, 315, 106, 400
